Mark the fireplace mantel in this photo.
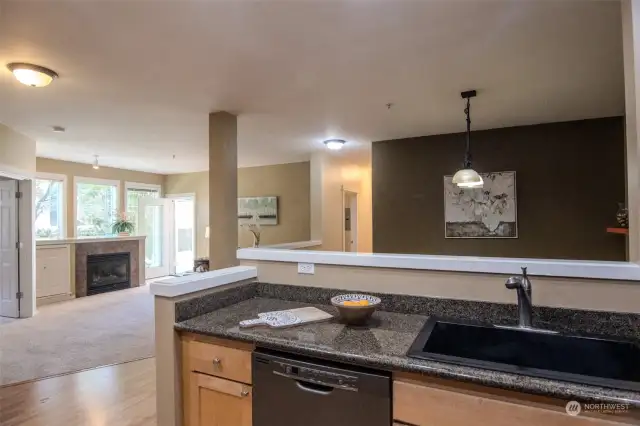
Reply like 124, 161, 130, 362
37, 235, 145, 246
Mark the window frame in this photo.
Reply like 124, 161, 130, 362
73, 176, 121, 238
124, 181, 162, 236
34, 172, 68, 240
124, 181, 162, 213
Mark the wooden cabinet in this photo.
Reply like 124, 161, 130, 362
188, 372, 252, 426
36, 245, 72, 301
181, 334, 255, 426
393, 376, 632, 426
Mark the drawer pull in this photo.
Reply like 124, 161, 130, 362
212, 358, 221, 366
240, 390, 249, 397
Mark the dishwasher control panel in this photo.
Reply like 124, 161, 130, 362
273, 360, 359, 391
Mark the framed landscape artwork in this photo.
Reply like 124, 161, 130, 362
443, 171, 517, 238
238, 196, 278, 225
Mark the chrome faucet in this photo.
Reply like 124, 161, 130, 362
505, 267, 533, 328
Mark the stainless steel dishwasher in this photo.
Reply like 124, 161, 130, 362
252, 349, 391, 426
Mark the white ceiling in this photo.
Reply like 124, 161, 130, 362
0, 0, 625, 175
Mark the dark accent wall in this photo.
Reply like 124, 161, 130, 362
372, 117, 626, 261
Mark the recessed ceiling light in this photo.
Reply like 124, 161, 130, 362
324, 139, 346, 150
52, 126, 65, 133
6, 62, 58, 87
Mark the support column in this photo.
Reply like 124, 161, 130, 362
622, 0, 640, 262
209, 112, 239, 269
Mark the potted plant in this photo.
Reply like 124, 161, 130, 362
112, 212, 135, 236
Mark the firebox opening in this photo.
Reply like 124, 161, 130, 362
86, 252, 131, 296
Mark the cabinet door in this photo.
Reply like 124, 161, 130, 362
189, 372, 251, 426
36, 246, 71, 298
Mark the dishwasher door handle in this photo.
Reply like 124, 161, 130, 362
295, 380, 333, 396
273, 370, 358, 392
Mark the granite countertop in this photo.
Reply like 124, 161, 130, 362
175, 297, 640, 407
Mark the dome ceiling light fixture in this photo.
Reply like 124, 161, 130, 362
324, 139, 346, 150
6, 62, 58, 87
452, 90, 484, 189
93, 155, 100, 170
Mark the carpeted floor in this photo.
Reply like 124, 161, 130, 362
0, 285, 155, 386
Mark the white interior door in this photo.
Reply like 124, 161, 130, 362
139, 198, 174, 279
0, 179, 19, 318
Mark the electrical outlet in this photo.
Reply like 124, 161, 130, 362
298, 262, 315, 275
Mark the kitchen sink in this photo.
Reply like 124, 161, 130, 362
407, 317, 640, 391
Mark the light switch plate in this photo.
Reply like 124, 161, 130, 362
298, 263, 315, 275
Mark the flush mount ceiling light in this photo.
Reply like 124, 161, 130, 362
93, 155, 100, 170
452, 90, 484, 189
52, 126, 65, 133
324, 139, 346, 150
6, 62, 58, 87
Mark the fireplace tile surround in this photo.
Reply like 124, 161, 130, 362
75, 239, 141, 297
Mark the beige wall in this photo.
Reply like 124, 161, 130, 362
238, 162, 310, 248
164, 162, 311, 257
242, 259, 640, 314
311, 147, 373, 252
36, 157, 165, 237
0, 123, 36, 177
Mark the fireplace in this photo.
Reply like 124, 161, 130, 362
86, 252, 131, 295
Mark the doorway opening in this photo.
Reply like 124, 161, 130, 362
343, 189, 358, 252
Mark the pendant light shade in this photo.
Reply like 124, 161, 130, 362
452, 168, 484, 188
453, 90, 483, 189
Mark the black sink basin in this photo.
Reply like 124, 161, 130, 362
407, 317, 640, 391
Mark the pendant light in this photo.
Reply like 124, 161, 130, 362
452, 90, 484, 189
93, 155, 100, 170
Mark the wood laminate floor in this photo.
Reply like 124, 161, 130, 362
0, 358, 156, 426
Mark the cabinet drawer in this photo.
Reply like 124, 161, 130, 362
394, 380, 624, 426
184, 340, 252, 384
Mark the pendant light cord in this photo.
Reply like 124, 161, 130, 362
464, 96, 472, 169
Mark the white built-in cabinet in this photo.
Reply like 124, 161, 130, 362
36, 245, 72, 304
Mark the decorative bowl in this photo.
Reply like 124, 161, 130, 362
331, 294, 381, 325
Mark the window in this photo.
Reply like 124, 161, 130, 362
75, 178, 119, 237
125, 182, 161, 236
35, 174, 66, 240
